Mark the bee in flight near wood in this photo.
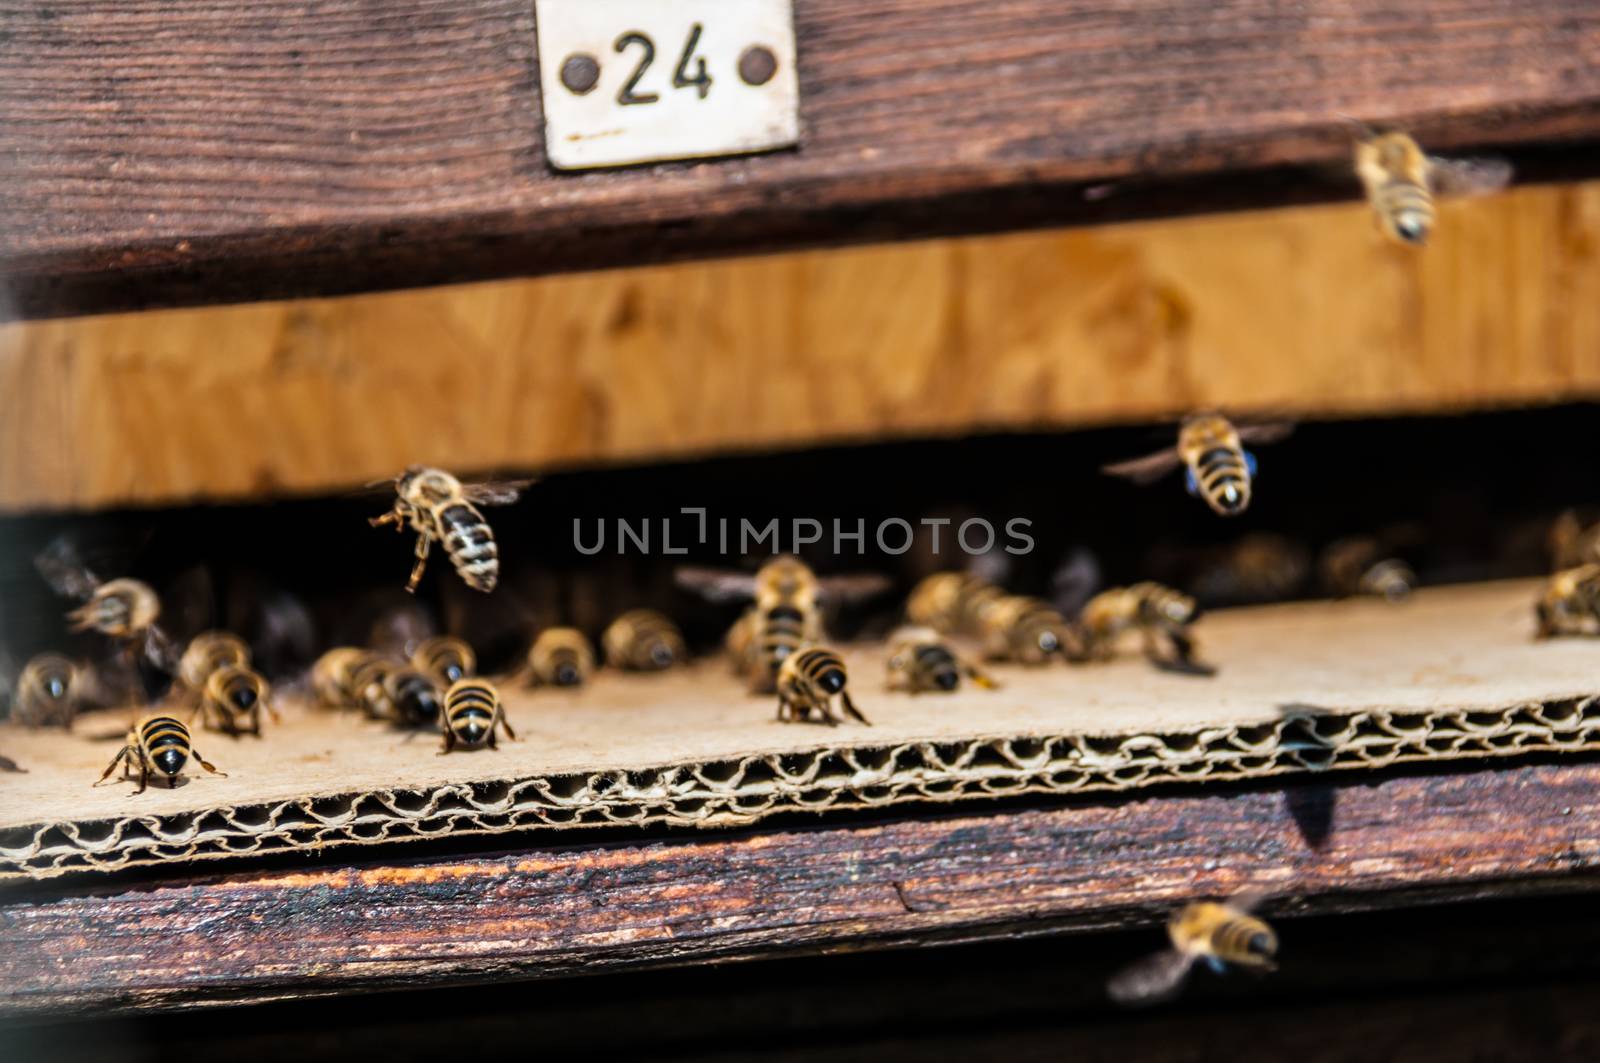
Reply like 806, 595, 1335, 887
96, 714, 226, 793
368, 466, 533, 594
35, 539, 179, 673
884, 627, 997, 694
776, 646, 868, 726
1346, 119, 1512, 246
1103, 413, 1293, 517
1107, 892, 1278, 1006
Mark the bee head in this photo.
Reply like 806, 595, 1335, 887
45, 676, 67, 700
441, 661, 465, 684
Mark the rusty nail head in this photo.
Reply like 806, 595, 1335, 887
560, 53, 601, 95
737, 45, 777, 86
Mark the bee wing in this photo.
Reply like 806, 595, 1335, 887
1102, 449, 1183, 485
674, 567, 759, 604
1235, 421, 1296, 446
816, 572, 894, 604
141, 625, 182, 674
1428, 155, 1513, 199
35, 539, 101, 601
1107, 949, 1197, 1006
462, 478, 536, 506
1226, 887, 1272, 915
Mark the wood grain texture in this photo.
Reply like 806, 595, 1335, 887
3, 181, 1599, 511
3, 0, 1600, 316
5, 758, 1600, 1017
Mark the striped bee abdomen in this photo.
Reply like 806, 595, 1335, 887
441, 677, 514, 752
412, 635, 476, 685
529, 628, 595, 687
751, 604, 808, 690
1211, 914, 1278, 967
437, 503, 499, 593
140, 716, 192, 777
1192, 446, 1252, 516
603, 610, 686, 671
913, 643, 960, 690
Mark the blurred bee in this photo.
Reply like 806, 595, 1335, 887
0, 753, 21, 773
311, 647, 381, 709
13, 653, 83, 728
1319, 537, 1415, 602
193, 665, 278, 736
602, 609, 687, 671
776, 646, 868, 726
1348, 120, 1512, 246
367, 599, 436, 660
1535, 564, 1600, 639
1107, 893, 1278, 1006
1079, 583, 1210, 673
885, 627, 997, 694
35, 539, 177, 670
411, 636, 476, 686
906, 572, 1003, 638
1549, 511, 1600, 572
368, 466, 532, 594
976, 595, 1082, 665
361, 662, 443, 728
525, 628, 595, 688
440, 677, 516, 753
679, 556, 888, 693
177, 631, 251, 693
1186, 533, 1310, 606
1103, 414, 1292, 517
97, 714, 226, 794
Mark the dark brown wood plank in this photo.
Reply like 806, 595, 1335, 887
5, 758, 1600, 1017
4, 0, 1600, 317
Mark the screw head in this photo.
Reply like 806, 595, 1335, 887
560, 53, 600, 95
737, 45, 778, 86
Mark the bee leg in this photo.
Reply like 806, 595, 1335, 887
498, 708, 518, 742
134, 752, 150, 795
95, 744, 131, 786
193, 749, 226, 777
405, 536, 432, 594
438, 729, 455, 755
369, 507, 404, 529
840, 691, 869, 726
964, 660, 998, 689
265, 700, 282, 724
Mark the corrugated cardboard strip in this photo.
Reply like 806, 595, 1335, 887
1, 579, 1591, 879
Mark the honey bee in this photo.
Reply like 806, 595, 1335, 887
1534, 564, 1600, 638
885, 628, 997, 694
13, 653, 83, 728
525, 628, 596, 687
440, 677, 516, 753
1078, 583, 1210, 673
362, 662, 443, 727
976, 595, 1082, 665
679, 557, 888, 693
776, 646, 868, 726
1549, 511, 1600, 571
1319, 537, 1415, 602
192, 665, 278, 736
411, 635, 476, 686
177, 631, 251, 693
1107, 894, 1278, 1005
1103, 414, 1293, 517
1348, 121, 1512, 246
906, 572, 1003, 638
97, 714, 226, 793
602, 609, 687, 671
311, 646, 380, 709
35, 539, 177, 670
368, 466, 532, 594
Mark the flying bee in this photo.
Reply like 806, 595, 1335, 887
1319, 537, 1415, 602
885, 627, 997, 694
776, 646, 868, 726
35, 539, 177, 671
411, 635, 476, 686
193, 665, 278, 736
678, 556, 888, 693
1079, 582, 1210, 673
525, 628, 595, 688
13, 653, 83, 728
367, 466, 533, 594
96, 714, 226, 794
310, 646, 382, 709
1108, 893, 1279, 1006
602, 609, 687, 671
975, 594, 1082, 665
1534, 564, 1600, 638
440, 677, 516, 753
1103, 413, 1293, 517
1348, 121, 1512, 246
177, 631, 252, 693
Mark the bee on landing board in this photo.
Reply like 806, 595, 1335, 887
177, 631, 252, 694
13, 653, 84, 728
1078, 583, 1212, 675
1107, 894, 1279, 1006
524, 628, 596, 688
97, 715, 226, 794
1347, 121, 1512, 246
35, 539, 178, 673
885, 628, 997, 694
411, 636, 476, 687
1534, 564, 1600, 638
440, 677, 516, 753
311, 647, 382, 710
1104, 414, 1292, 518
368, 466, 533, 594
905, 572, 1001, 639
905, 573, 1080, 666
602, 610, 688, 672
1318, 537, 1415, 602
192, 665, 278, 737
776, 646, 868, 726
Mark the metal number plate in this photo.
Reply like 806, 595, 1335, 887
534, 0, 800, 171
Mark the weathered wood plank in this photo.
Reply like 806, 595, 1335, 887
4, 759, 1600, 1017
3, 0, 1600, 316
